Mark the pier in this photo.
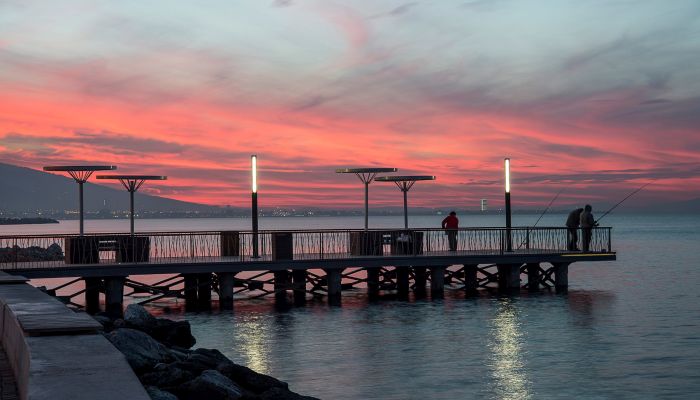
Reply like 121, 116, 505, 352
0, 227, 615, 314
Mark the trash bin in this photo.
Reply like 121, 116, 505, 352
117, 236, 151, 263
272, 232, 294, 261
349, 231, 384, 256
65, 236, 99, 264
390, 230, 424, 255
220, 231, 240, 257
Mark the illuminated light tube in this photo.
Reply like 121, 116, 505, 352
251, 155, 257, 193
504, 157, 510, 193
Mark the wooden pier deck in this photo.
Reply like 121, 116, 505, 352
0, 227, 616, 313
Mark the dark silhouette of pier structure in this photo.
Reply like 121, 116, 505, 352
0, 227, 614, 314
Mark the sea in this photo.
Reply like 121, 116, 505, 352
2, 214, 699, 399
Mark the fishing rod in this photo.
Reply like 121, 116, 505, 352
517, 188, 564, 249
532, 188, 565, 228
595, 180, 655, 224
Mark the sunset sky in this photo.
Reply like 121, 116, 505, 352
1, 0, 699, 209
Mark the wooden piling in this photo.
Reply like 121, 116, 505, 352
183, 274, 198, 309
497, 264, 520, 293
325, 268, 342, 305
292, 269, 307, 305
396, 267, 410, 299
366, 267, 380, 299
413, 266, 427, 297
430, 266, 445, 299
464, 264, 478, 296
553, 262, 569, 294
84, 277, 101, 314
217, 272, 235, 310
274, 270, 289, 304
104, 277, 125, 317
526, 263, 540, 292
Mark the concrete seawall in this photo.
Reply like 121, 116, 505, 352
0, 272, 149, 400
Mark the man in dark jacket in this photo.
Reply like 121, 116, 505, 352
580, 204, 598, 252
566, 207, 584, 251
442, 211, 459, 251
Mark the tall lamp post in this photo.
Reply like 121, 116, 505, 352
504, 158, 512, 252
251, 155, 260, 258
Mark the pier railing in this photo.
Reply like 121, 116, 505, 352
0, 227, 612, 269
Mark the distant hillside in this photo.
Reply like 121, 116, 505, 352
0, 162, 221, 214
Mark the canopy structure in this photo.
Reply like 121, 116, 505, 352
96, 175, 167, 235
43, 165, 117, 235
336, 167, 398, 229
375, 175, 436, 229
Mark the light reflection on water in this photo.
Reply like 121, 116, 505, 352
489, 300, 531, 400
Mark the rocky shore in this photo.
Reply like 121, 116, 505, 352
0, 243, 63, 262
96, 305, 319, 400
0, 217, 59, 225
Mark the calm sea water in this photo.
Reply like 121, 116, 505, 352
3, 214, 700, 399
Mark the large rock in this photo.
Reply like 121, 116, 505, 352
105, 328, 174, 372
217, 363, 288, 393
123, 304, 196, 348
140, 363, 195, 389
177, 370, 243, 400
145, 386, 178, 400
124, 304, 157, 326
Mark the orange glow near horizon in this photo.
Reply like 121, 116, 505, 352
1, 1, 699, 210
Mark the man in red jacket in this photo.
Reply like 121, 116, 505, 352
441, 211, 459, 251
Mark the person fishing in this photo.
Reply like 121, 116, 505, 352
441, 211, 459, 251
580, 204, 598, 252
566, 207, 584, 251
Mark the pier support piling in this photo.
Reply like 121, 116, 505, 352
497, 264, 521, 293
553, 262, 570, 294
366, 268, 380, 299
217, 272, 235, 310
464, 264, 478, 296
104, 277, 125, 317
274, 270, 290, 304
527, 263, 540, 292
325, 268, 342, 305
430, 266, 445, 299
84, 277, 101, 314
413, 267, 427, 297
292, 269, 307, 305
396, 267, 410, 299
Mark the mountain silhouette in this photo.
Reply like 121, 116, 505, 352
0, 162, 219, 214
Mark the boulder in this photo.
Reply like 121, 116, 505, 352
140, 363, 195, 388
217, 363, 288, 393
124, 304, 157, 327
152, 319, 196, 348
105, 328, 174, 372
122, 304, 196, 348
145, 386, 179, 400
177, 370, 243, 400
